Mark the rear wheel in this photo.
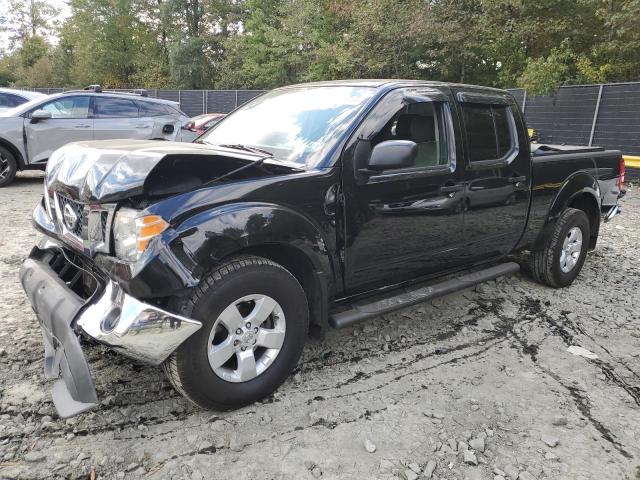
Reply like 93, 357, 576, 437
0, 146, 17, 188
529, 208, 590, 287
163, 256, 308, 410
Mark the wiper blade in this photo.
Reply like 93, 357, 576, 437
219, 144, 274, 157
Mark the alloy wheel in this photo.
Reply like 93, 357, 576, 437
559, 226, 583, 273
207, 294, 286, 382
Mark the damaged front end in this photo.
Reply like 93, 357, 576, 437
20, 240, 201, 417
20, 140, 296, 417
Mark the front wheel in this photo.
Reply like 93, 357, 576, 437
529, 208, 590, 288
0, 146, 17, 187
163, 256, 309, 410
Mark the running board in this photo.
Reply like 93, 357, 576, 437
329, 262, 520, 329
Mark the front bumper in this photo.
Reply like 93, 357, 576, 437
20, 242, 202, 417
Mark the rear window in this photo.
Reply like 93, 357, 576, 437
462, 103, 515, 162
93, 97, 139, 118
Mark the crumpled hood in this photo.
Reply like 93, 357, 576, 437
45, 140, 264, 203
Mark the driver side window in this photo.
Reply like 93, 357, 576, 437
38, 96, 90, 119
369, 98, 451, 169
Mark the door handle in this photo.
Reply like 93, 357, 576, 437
440, 184, 464, 193
509, 176, 527, 183
73, 124, 91, 129
136, 124, 150, 129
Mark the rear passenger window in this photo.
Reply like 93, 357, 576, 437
139, 101, 172, 117
462, 103, 515, 162
93, 97, 139, 118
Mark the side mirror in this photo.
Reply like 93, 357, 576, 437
366, 140, 417, 171
162, 124, 175, 134
31, 110, 52, 123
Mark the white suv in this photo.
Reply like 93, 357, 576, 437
0, 86, 192, 187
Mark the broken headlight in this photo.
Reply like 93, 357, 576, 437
113, 208, 168, 262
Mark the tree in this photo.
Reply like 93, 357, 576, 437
0, 0, 60, 49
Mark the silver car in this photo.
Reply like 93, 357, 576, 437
0, 87, 192, 187
0, 88, 47, 112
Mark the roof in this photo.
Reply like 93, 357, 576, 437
280, 79, 510, 95
51, 89, 180, 107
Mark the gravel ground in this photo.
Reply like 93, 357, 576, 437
1, 172, 639, 480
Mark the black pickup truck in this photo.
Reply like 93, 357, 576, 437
20, 80, 625, 417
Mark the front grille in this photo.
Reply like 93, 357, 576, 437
57, 195, 85, 238
52, 192, 116, 255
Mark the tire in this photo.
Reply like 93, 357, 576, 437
529, 208, 590, 288
163, 255, 309, 410
0, 146, 17, 188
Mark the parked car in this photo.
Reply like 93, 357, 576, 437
20, 80, 625, 417
0, 88, 46, 112
0, 85, 191, 187
184, 113, 227, 137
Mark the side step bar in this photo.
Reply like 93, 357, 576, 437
329, 262, 520, 329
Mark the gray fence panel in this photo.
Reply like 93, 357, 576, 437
206, 90, 237, 114
592, 83, 640, 156
179, 90, 206, 117
237, 90, 266, 106
155, 90, 180, 103
523, 85, 600, 146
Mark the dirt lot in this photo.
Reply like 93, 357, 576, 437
1, 172, 639, 480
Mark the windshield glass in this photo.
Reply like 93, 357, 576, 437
199, 86, 376, 168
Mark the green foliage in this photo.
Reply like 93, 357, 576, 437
19, 35, 48, 68
1, 0, 639, 91
517, 47, 571, 96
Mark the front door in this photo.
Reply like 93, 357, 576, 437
454, 88, 532, 261
341, 87, 467, 294
25, 95, 93, 163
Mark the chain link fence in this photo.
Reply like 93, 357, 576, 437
24, 83, 640, 155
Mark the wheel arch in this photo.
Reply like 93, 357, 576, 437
231, 243, 329, 339
541, 171, 601, 250
0, 136, 25, 169
170, 202, 336, 338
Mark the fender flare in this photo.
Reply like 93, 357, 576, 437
169, 201, 335, 332
548, 171, 600, 219
536, 171, 601, 247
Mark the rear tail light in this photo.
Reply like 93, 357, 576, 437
619, 157, 625, 191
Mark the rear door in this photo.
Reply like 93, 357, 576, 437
341, 86, 467, 293
25, 95, 93, 163
92, 96, 153, 140
454, 89, 531, 260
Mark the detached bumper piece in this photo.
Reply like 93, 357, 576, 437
20, 243, 202, 418
20, 257, 98, 418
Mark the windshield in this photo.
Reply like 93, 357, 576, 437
199, 86, 376, 168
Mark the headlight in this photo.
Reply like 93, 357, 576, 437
113, 208, 169, 262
